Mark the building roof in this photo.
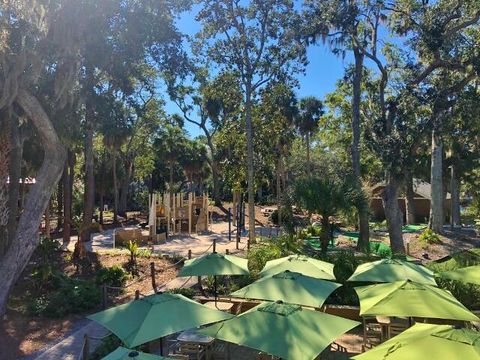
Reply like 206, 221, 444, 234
372, 178, 451, 200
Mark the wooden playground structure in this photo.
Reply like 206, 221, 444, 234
149, 192, 211, 241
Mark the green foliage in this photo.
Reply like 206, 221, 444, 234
95, 266, 127, 287
166, 288, 196, 299
90, 334, 122, 360
247, 235, 300, 274
370, 220, 388, 231
369, 242, 393, 258
137, 248, 153, 258
126, 240, 139, 274
203, 276, 227, 295
316, 250, 360, 306
427, 251, 480, 310
36, 236, 61, 264
29, 274, 101, 318
418, 228, 441, 248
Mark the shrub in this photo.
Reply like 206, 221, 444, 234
31, 265, 54, 289
29, 280, 101, 318
96, 266, 127, 287
247, 235, 299, 274
418, 228, 441, 248
137, 248, 153, 258
166, 287, 196, 299
90, 334, 122, 360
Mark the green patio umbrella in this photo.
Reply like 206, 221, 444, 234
439, 265, 480, 285
178, 251, 249, 301
178, 252, 249, 276
355, 280, 479, 321
102, 347, 171, 360
88, 293, 233, 348
259, 255, 336, 280
199, 301, 360, 360
353, 323, 480, 360
231, 270, 341, 308
348, 258, 437, 285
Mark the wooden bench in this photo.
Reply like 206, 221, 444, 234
114, 228, 150, 247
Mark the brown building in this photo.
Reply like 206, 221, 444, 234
370, 179, 451, 224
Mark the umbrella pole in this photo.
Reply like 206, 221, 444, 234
215, 275, 218, 305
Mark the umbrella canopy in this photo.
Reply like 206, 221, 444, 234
259, 255, 335, 280
353, 323, 480, 360
102, 347, 171, 360
88, 293, 233, 348
199, 301, 359, 360
348, 258, 437, 285
355, 280, 479, 321
178, 252, 249, 276
231, 270, 341, 308
439, 265, 480, 285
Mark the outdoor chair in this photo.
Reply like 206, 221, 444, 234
362, 322, 383, 351
211, 340, 227, 359
179, 342, 206, 360
387, 322, 409, 339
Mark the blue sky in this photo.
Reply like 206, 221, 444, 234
163, 7, 353, 138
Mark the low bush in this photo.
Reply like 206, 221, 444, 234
90, 334, 122, 360
95, 266, 128, 287
418, 228, 441, 248
247, 235, 299, 274
166, 287, 196, 299
427, 255, 480, 310
29, 280, 101, 318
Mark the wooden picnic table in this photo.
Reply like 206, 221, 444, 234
177, 330, 214, 359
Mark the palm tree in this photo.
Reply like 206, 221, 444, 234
296, 97, 324, 172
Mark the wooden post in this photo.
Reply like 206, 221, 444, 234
172, 193, 176, 234
228, 208, 232, 242
188, 249, 192, 259
165, 192, 170, 236
82, 334, 89, 360
226, 249, 229, 255
188, 192, 192, 235
135, 290, 140, 300
101, 284, 107, 309
213, 239, 216, 253
150, 262, 157, 293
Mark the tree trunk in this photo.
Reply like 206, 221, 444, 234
6, 117, 23, 252
44, 199, 51, 239
0, 89, 66, 316
211, 161, 222, 206
320, 215, 331, 252
381, 176, 405, 253
119, 175, 128, 217
56, 176, 63, 231
63, 151, 74, 246
81, 118, 95, 242
405, 169, 416, 225
450, 157, 461, 227
0, 120, 10, 258
245, 87, 255, 249
169, 160, 174, 198
112, 151, 118, 224
351, 48, 370, 251
118, 158, 132, 217
276, 156, 282, 228
429, 129, 444, 233
99, 151, 105, 225
306, 132, 311, 173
